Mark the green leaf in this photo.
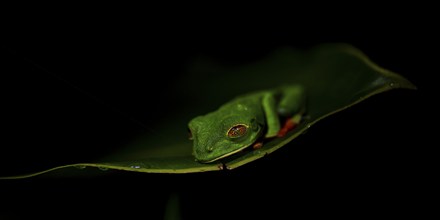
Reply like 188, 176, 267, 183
0, 44, 415, 179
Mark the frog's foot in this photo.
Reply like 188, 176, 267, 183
277, 119, 296, 137
277, 114, 302, 137
253, 142, 263, 150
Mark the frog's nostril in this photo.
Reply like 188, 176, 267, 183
207, 146, 214, 152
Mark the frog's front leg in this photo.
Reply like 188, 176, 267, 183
262, 92, 281, 138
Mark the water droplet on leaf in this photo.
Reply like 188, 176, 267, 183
98, 166, 109, 171
74, 165, 86, 169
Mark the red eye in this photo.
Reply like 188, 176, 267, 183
227, 124, 248, 138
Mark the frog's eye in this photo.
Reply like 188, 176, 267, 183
227, 124, 248, 138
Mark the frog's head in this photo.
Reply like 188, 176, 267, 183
188, 112, 263, 163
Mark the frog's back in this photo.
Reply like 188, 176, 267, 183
218, 90, 267, 115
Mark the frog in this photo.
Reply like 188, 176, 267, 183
188, 85, 306, 163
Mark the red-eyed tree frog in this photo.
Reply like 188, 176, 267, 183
188, 85, 306, 163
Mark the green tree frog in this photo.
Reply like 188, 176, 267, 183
188, 85, 306, 163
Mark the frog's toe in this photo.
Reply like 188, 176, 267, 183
253, 142, 263, 149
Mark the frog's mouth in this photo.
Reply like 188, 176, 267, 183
197, 144, 253, 163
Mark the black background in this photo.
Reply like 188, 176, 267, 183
0, 10, 432, 219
